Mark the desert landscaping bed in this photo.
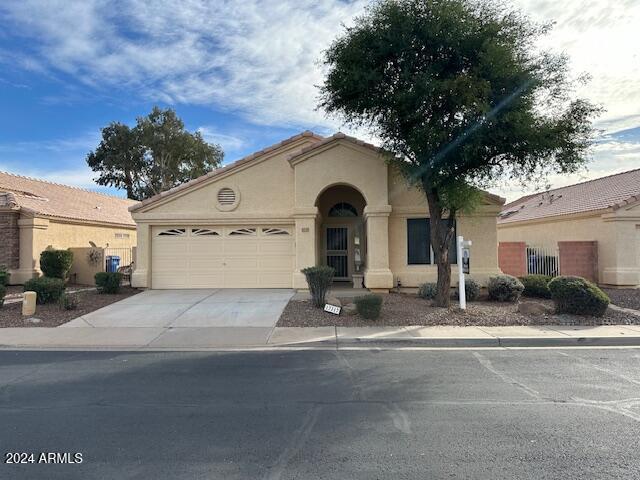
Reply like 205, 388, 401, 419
603, 288, 640, 311
0, 287, 140, 328
277, 292, 639, 328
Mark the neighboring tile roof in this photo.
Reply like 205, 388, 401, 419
130, 130, 324, 212
0, 171, 136, 226
499, 169, 640, 224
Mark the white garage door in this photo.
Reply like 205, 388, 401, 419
151, 226, 295, 289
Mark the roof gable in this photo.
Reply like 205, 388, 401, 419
287, 132, 387, 166
131, 130, 323, 212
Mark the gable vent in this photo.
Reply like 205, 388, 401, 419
217, 187, 236, 206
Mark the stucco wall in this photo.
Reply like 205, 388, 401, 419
9, 216, 136, 284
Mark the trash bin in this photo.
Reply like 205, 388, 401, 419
105, 256, 120, 273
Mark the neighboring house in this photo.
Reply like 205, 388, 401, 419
0, 172, 137, 284
498, 169, 640, 286
130, 131, 504, 291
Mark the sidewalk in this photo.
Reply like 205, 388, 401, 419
2, 324, 640, 350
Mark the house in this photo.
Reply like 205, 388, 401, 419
0, 172, 137, 284
130, 131, 504, 291
497, 169, 640, 286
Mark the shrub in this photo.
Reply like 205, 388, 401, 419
519, 274, 552, 298
301, 266, 335, 308
464, 278, 481, 302
354, 294, 383, 320
24, 277, 65, 304
0, 283, 5, 308
548, 276, 610, 317
418, 282, 437, 300
95, 272, 123, 294
0, 265, 9, 286
40, 249, 74, 280
59, 293, 79, 310
488, 275, 524, 302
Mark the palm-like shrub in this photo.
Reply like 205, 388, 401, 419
301, 266, 335, 308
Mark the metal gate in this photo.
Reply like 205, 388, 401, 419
326, 227, 349, 279
526, 245, 559, 276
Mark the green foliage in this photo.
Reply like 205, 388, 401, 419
0, 265, 9, 286
0, 283, 5, 308
59, 293, 79, 311
548, 276, 609, 317
464, 278, 481, 302
39, 249, 74, 280
354, 294, 383, 320
301, 266, 335, 308
319, 0, 600, 306
24, 277, 65, 304
87, 106, 224, 200
418, 282, 438, 300
519, 274, 552, 298
488, 275, 524, 302
95, 272, 123, 294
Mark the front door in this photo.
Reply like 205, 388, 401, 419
325, 226, 349, 280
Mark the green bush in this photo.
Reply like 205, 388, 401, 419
418, 282, 437, 300
0, 265, 9, 286
24, 277, 65, 304
59, 293, 79, 310
95, 272, 123, 294
548, 276, 610, 317
0, 283, 5, 308
354, 294, 383, 320
301, 266, 335, 308
464, 278, 481, 302
519, 274, 552, 298
488, 275, 524, 302
40, 249, 74, 280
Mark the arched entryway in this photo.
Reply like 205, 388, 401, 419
316, 185, 367, 284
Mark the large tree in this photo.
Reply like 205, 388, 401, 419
320, 0, 601, 307
87, 107, 224, 200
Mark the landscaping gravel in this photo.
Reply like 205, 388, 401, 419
603, 288, 640, 311
277, 293, 638, 327
0, 287, 140, 328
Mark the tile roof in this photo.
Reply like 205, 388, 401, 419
499, 168, 640, 224
0, 171, 136, 226
130, 130, 323, 212
286, 132, 385, 163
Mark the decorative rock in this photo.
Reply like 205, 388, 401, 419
326, 296, 342, 308
518, 301, 553, 316
22, 291, 37, 316
343, 304, 357, 316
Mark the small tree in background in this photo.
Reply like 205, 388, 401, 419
87, 107, 224, 200
320, 0, 601, 306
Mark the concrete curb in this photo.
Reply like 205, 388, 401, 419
334, 336, 640, 348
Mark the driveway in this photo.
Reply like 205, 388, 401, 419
61, 289, 294, 347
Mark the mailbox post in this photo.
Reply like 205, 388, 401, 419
457, 235, 472, 309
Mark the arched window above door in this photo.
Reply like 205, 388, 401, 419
328, 202, 358, 217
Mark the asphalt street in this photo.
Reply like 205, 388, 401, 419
1, 347, 640, 479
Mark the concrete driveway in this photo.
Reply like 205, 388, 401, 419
61, 289, 294, 347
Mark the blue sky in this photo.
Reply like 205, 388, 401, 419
0, 0, 638, 201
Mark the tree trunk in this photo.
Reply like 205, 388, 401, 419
425, 188, 456, 308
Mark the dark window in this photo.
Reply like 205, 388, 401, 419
328, 202, 358, 217
407, 219, 457, 265
407, 219, 430, 265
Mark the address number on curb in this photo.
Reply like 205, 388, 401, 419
324, 304, 341, 315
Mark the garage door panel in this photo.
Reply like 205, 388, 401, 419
151, 225, 294, 288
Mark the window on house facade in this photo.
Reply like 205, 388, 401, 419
407, 218, 457, 265
328, 202, 358, 217
115, 233, 130, 239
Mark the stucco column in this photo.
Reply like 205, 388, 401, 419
13, 217, 49, 284
292, 207, 319, 289
131, 222, 150, 288
601, 216, 639, 286
363, 205, 394, 291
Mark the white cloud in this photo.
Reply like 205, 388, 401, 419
196, 127, 247, 154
